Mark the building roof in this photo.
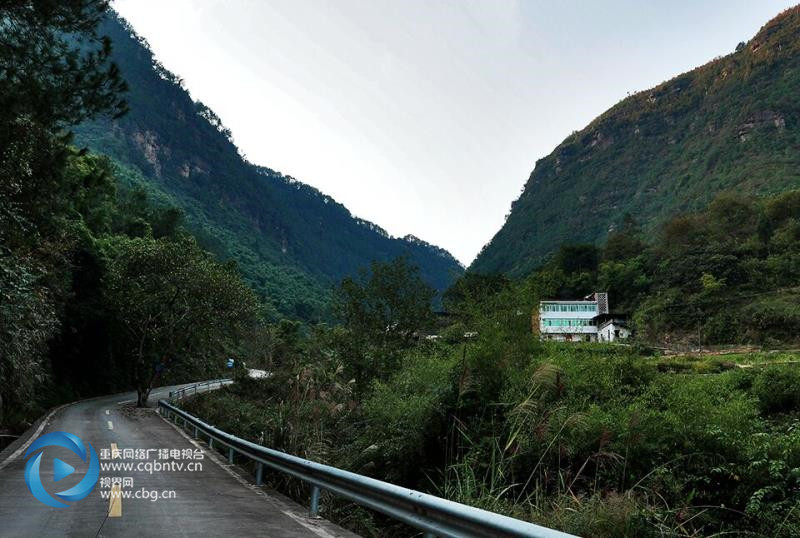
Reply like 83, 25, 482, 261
593, 313, 629, 328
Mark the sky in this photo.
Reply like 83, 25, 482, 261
111, 0, 796, 265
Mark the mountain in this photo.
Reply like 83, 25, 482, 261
471, 6, 800, 276
74, 14, 463, 320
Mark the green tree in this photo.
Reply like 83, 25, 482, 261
1, 0, 127, 247
0, 0, 127, 129
597, 259, 650, 312
443, 272, 511, 314
0, 255, 58, 427
105, 237, 258, 406
334, 257, 435, 387
603, 214, 646, 262
553, 244, 600, 275
0, 0, 126, 240
0, 0, 126, 428
707, 192, 758, 243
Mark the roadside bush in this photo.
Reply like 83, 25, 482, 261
753, 365, 800, 414
354, 347, 458, 483
180, 339, 800, 538
537, 493, 651, 538
741, 298, 800, 343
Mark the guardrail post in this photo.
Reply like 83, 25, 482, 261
309, 486, 321, 518
156, 392, 577, 538
194, 427, 199, 439
256, 463, 264, 486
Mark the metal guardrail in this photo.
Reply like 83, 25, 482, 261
158, 399, 577, 538
168, 378, 232, 401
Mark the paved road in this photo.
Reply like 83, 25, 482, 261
0, 384, 356, 537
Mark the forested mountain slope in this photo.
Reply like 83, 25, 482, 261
74, 14, 462, 319
472, 6, 800, 276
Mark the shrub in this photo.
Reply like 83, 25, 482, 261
753, 366, 800, 414
354, 348, 458, 483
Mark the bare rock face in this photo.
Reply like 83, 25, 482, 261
132, 130, 162, 177
738, 110, 786, 142
587, 131, 614, 150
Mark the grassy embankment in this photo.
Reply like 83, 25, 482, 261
181, 342, 800, 537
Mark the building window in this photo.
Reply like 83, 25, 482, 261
542, 318, 597, 328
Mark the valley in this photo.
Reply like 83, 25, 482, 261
2, 3, 800, 537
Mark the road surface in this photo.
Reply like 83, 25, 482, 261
0, 384, 356, 537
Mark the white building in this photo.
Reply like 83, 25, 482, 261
538, 293, 606, 342
537, 292, 629, 342
595, 314, 631, 342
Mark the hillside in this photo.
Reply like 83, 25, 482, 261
472, 6, 800, 276
74, 14, 463, 319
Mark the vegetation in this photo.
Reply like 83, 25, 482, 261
0, 1, 458, 430
183, 186, 800, 536
473, 6, 800, 276
334, 257, 435, 390
105, 237, 258, 406
4, 3, 800, 538
472, 189, 800, 347
72, 14, 463, 321
1, 0, 125, 428
184, 261, 800, 536
578, 190, 800, 346
0, 1, 258, 429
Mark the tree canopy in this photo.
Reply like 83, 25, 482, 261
334, 257, 435, 388
105, 237, 258, 406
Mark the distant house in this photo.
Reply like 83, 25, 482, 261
594, 313, 631, 342
536, 292, 629, 342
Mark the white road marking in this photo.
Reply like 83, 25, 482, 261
0, 381, 222, 472
107, 421, 114, 430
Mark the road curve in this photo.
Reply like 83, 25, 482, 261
0, 384, 356, 537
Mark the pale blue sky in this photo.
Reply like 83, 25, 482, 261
112, 0, 796, 264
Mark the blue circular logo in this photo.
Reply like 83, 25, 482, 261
23, 431, 99, 508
